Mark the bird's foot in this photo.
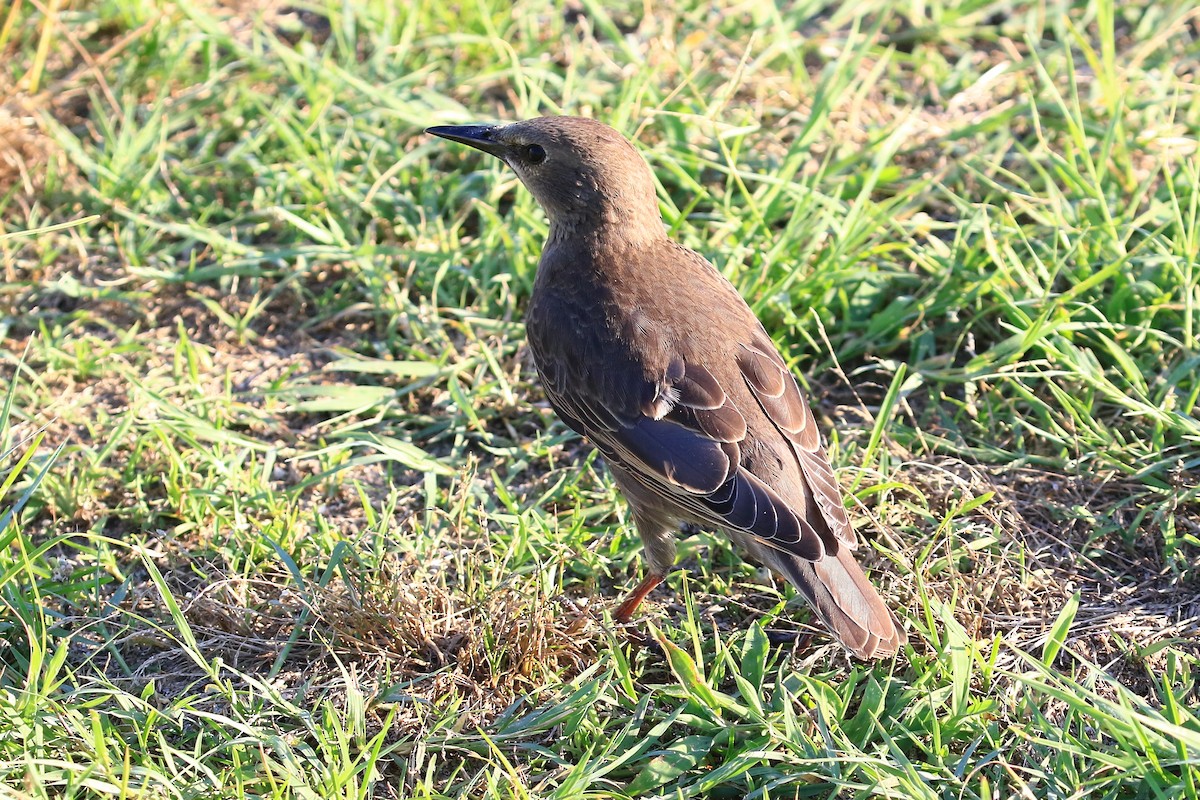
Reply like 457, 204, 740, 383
613, 572, 665, 623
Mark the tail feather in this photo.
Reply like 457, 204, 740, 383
762, 543, 905, 659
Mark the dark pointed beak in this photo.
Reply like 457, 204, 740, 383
426, 124, 508, 159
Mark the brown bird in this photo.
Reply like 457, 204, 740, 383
428, 116, 905, 658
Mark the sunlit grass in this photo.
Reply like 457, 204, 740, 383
1, 0, 1198, 797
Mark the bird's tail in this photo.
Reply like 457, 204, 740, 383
764, 544, 905, 659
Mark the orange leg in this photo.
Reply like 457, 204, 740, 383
613, 573, 664, 622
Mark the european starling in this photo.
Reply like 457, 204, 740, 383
428, 116, 905, 658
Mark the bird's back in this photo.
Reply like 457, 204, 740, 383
529, 236, 815, 518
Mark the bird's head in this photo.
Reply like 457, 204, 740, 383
427, 116, 663, 241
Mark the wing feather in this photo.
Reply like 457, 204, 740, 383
737, 334, 855, 551
540, 355, 828, 562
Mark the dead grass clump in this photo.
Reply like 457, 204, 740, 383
316, 553, 598, 694
85, 549, 600, 733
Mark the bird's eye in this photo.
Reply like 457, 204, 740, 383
524, 144, 546, 164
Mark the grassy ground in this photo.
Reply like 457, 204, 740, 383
2, 0, 1199, 796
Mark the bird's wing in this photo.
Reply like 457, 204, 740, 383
735, 329, 856, 550
536, 329, 852, 562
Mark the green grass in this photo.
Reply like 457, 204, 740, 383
2, 0, 1199, 796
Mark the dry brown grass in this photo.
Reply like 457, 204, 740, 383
0, 100, 56, 205
66, 546, 601, 736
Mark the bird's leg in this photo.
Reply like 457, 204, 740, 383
613, 573, 664, 622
